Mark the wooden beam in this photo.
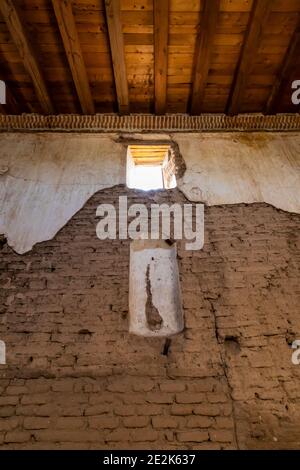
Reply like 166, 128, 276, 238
190, 0, 220, 115
105, 0, 129, 114
52, 0, 95, 115
154, 0, 169, 115
0, 0, 54, 114
226, 0, 272, 116
266, 19, 300, 114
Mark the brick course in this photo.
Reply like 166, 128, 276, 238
0, 186, 300, 449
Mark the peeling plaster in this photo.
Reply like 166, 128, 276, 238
0, 133, 125, 253
175, 133, 300, 212
0, 131, 300, 254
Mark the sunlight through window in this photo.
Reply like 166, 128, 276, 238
129, 165, 163, 190
126, 144, 176, 191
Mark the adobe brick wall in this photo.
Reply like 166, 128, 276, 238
0, 186, 300, 449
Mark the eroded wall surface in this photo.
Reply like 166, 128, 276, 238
0, 131, 300, 449
0, 187, 299, 449
0, 132, 300, 253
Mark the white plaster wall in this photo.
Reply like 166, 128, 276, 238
0, 133, 126, 253
175, 132, 300, 213
0, 131, 299, 254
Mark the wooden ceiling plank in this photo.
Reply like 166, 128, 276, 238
52, 0, 95, 114
226, 0, 272, 116
154, 0, 169, 115
190, 0, 220, 115
130, 146, 170, 150
0, 0, 54, 114
266, 18, 300, 114
132, 148, 168, 152
133, 161, 163, 165
105, 0, 129, 114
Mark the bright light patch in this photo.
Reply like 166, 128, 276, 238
129, 165, 163, 190
126, 144, 176, 190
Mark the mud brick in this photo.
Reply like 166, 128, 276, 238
84, 404, 110, 416
209, 430, 234, 443
55, 417, 86, 429
171, 404, 193, 416
0, 417, 20, 432
131, 429, 158, 442
123, 416, 149, 428
88, 416, 119, 429
193, 404, 221, 416
0, 405, 15, 418
132, 378, 154, 392
176, 392, 206, 404
152, 416, 179, 429
177, 431, 209, 443
0, 396, 19, 406
159, 382, 186, 392
136, 405, 163, 416
4, 431, 31, 443
146, 393, 174, 404
186, 416, 213, 428
24, 417, 51, 430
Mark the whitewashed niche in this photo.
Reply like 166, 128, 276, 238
0, 340, 6, 365
129, 240, 183, 337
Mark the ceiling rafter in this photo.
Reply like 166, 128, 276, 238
226, 0, 272, 116
0, 0, 54, 114
154, 0, 169, 115
266, 17, 300, 114
105, 0, 129, 115
52, 0, 95, 115
190, 0, 220, 115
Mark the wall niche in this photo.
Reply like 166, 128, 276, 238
129, 239, 183, 337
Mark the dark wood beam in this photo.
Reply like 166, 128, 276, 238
266, 18, 300, 114
226, 0, 272, 116
0, 0, 54, 114
52, 0, 95, 115
105, 0, 129, 114
154, 0, 169, 115
190, 0, 220, 115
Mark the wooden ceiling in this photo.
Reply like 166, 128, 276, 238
0, 0, 300, 116
129, 144, 169, 164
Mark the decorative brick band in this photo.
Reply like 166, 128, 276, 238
0, 113, 300, 132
